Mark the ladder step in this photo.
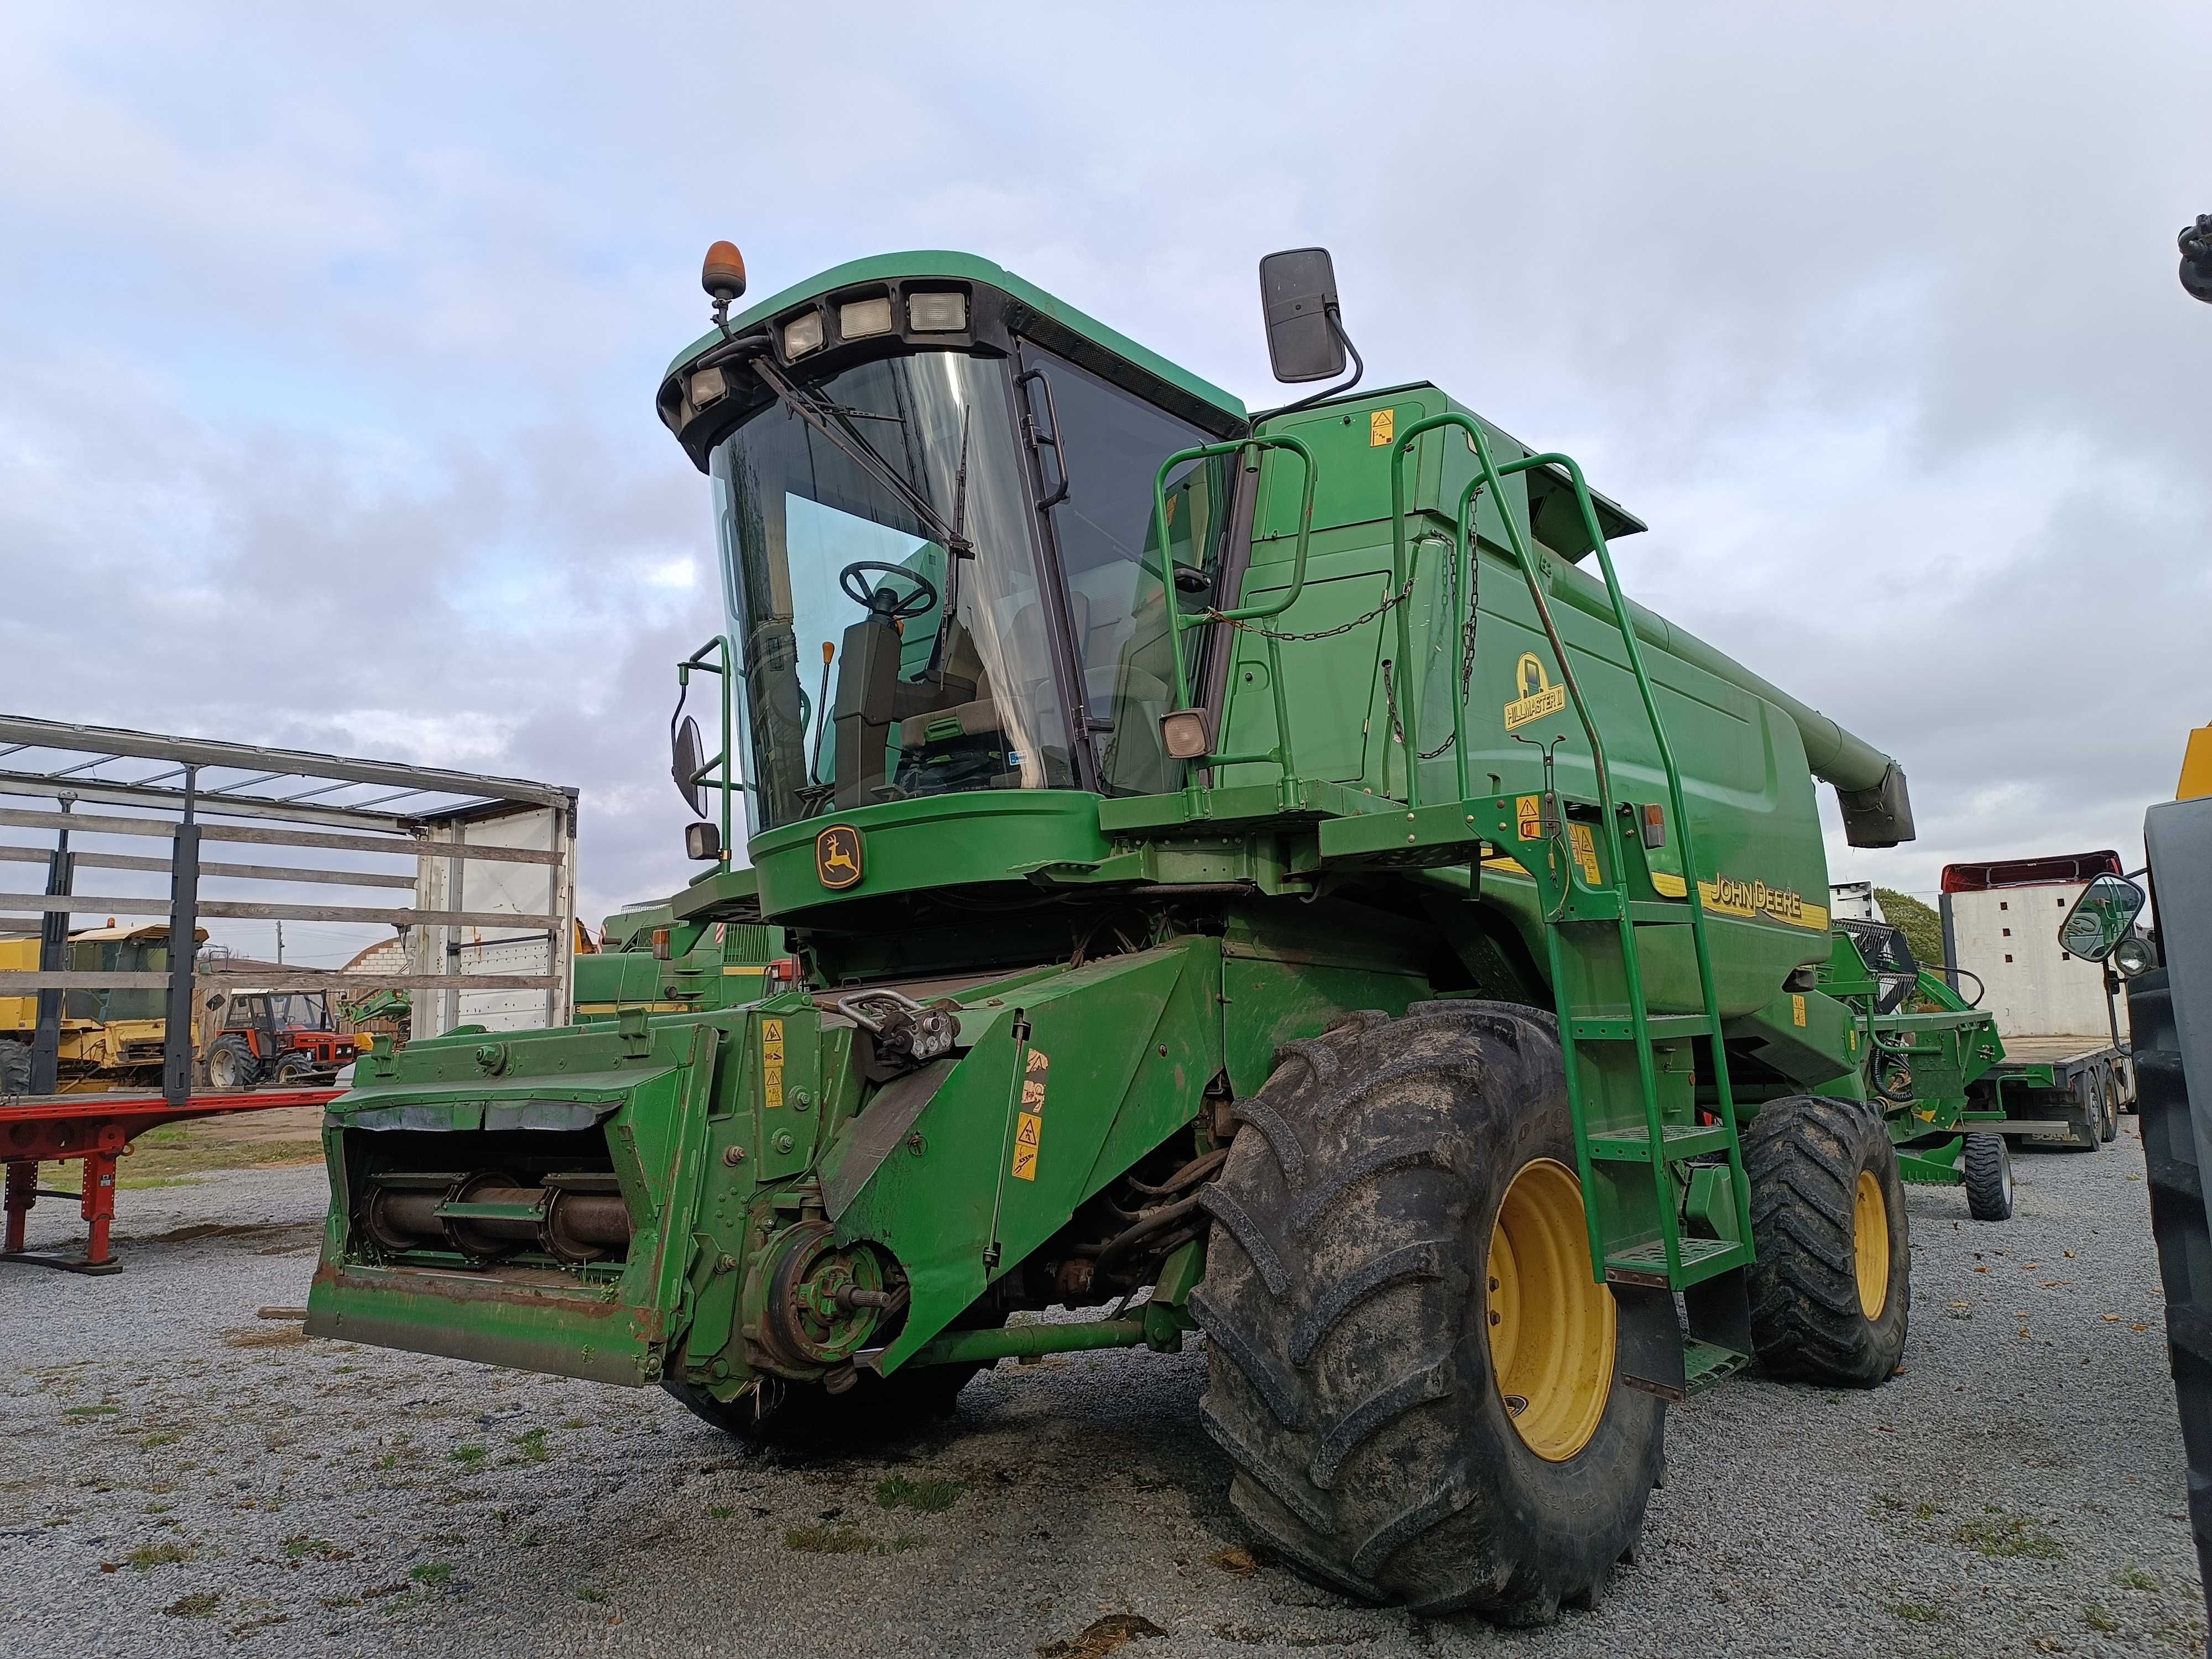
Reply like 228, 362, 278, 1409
1683, 1338, 1752, 1395
1604, 1236, 1746, 1289
1588, 1122, 1734, 1163
1568, 1013, 1714, 1042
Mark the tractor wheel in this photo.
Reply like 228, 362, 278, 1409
273, 1054, 320, 1087
661, 1363, 982, 1446
1963, 1132, 2013, 1222
1192, 1000, 1666, 1623
2097, 1072, 2120, 1143
1745, 1095, 1910, 1386
0, 1039, 30, 1096
206, 1035, 260, 1092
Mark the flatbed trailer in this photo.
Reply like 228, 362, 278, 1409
1973, 1034, 2132, 1150
1, 1085, 343, 1273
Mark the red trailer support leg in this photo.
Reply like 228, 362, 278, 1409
3, 1160, 33, 1254
80, 1149, 118, 1269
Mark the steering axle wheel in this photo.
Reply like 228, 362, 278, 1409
839, 561, 939, 621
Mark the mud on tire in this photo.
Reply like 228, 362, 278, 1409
1745, 1094, 1910, 1386
1191, 1000, 1667, 1623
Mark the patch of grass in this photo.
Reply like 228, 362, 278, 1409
1037, 1613, 1168, 1658
164, 1593, 220, 1618
222, 1327, 308, 1349
137, 1429, 185, 1449
1889, 1601, 1948, 1624
504, 1428, 548, 1465
448, 1444, 487, 1468
2083, 1602, 2121, 1634
577, 1587, 610, 1604
317, 1596, 363, 1609
1953, 1509, 2064, 1560
126, 1541, 197, 1571
109, 1131, 324, 1186
227, 1614, 290, 1637
560, 1417, 591, 1430
784, 1522, 877, 1554
2116, 1566, 2159, 1591
408, 1561, 453, 1586
875, 1474, 962, 1514
708, 1505, 734, 1520
283, 1535, 351, 1562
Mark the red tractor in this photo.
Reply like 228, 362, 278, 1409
202, 989, 361, 1090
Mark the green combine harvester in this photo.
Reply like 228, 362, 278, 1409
310, 243, 1996, 1620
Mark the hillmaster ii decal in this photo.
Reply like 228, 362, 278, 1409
1503, 653, 1569, 731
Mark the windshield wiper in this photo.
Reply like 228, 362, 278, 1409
752, 360, 971, 557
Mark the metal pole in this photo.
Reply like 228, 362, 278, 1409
29, 797, 74, 1095
161, 768, 200, 1107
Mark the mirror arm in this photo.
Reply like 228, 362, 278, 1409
1250, 307, 1364, 426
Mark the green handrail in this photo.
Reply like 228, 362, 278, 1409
1154, 434, 1317, 785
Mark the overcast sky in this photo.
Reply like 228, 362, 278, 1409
3, 2, 2208, 963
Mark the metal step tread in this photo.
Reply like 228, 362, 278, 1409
1568, 1011, 1715, 1042
1587, 1121, 1734, 1162
1683, 1338, 1752, 1395
1604, 1235, 1746, 1288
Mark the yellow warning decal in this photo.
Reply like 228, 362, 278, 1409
1515, 794, 1542, 842
1695, 877, 1830, 932
1651, 871, 1687, 899
1369, 408, 1395, 447
1504, 652, 1568, 731
1011, 1047, 1049, 1181
1848, 1026, 1859, 1052
761, 1016, 785, 1109
1567, 822, 1601, 885
1483, 853, 1530, 877
1791, 994, 1807, 1029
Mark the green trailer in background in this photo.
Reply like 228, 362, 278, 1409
311, 243, 2000, 1621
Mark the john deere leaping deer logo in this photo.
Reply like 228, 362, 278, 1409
815, 825, 863, 890
1504, 651, 1568, 731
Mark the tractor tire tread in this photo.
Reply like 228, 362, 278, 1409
1745, 1094, 1910, 1387
1194, 998, 1663, 1623
1963, 1132, 2013, 1221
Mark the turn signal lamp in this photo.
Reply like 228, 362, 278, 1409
782, 312, 825, 358
908, 291, 967, 333
1160, 708, 1213, 761
651, 927, 672, 961
1639, 803, 1666, 849
839, 296, 893, 339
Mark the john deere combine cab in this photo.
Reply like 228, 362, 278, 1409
311, 244, 1949, 1620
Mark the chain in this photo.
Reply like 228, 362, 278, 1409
1204, 572, 1418, 643
1380, 535, 1481, 760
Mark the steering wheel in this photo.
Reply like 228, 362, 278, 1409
839, 561, 939, 621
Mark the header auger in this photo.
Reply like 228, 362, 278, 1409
309, 241, 1974, 1623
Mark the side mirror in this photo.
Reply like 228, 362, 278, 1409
1258, 247, 1346, 383
2182, 215, 2212, 304
2058, 873, 2147, 961
671, 714, 709, 818
684, 820, 722, 862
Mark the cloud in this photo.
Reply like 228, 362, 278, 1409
2, 0, 2207, 943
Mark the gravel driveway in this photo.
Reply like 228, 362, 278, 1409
1, 1126, 2199, 1657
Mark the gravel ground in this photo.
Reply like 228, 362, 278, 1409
1, 1126, 2199, 1658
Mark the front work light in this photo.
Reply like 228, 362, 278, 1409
839, 296, 893, 339
688, 366, 727, 408
782, 312, 825, 358
907, 291, 967, 333
1160, 708, 1213, 761
2114, 934, 2157, 977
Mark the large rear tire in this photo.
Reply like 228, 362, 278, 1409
1746, 1095, 1910, 1386
2097, 1071, 2120, 1143
206, 1035, 260, 1092
0, 1039, 30, 1096
1193, 1000, 1667, 1623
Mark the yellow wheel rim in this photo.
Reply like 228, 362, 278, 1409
1486, 1157, 1615, 1462
1853, 1170, 1890, 1319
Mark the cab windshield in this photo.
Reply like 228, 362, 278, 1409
712, 353, 1074, 830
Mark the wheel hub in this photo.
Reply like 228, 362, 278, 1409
1853, 1169, 1890, 1318
1486, 1157, 1615, 1462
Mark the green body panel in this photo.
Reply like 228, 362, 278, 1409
311, 246, 1952, 1402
